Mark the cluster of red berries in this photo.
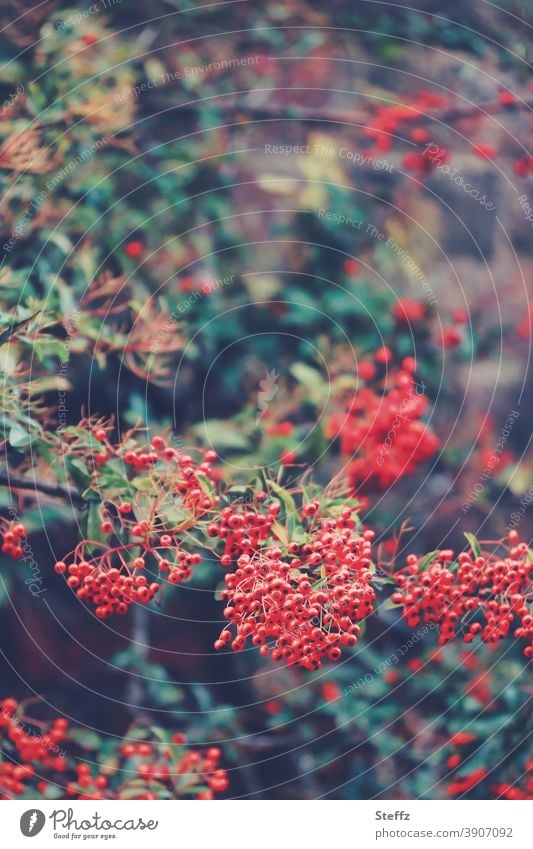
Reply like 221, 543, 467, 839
445, 731, 477, 773
214, 503, 376, 669
0, 696, 228, 800
392, 532, 533, 658
206, 496, 274, 566
61, 763, 110, 800
53, 435, 219, 617
445, 733, 533, 800
0, 698, 69, 798
493, 759, 533, 800
325, 352, 440, 491
119, 737, 228, 799
391, 299, 464, 349
447, 767, 488, 797
362, 90, 448, 154
55, 547, 160, 619
122, 438, 219, 516
1, 522, 26, 559
403, 143, 449, 174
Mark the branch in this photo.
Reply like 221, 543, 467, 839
0, 468, 84, 506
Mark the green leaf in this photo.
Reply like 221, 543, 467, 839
87, 501, 106, 544
290, 362, 328, 405
214, 581, 227, 602
268, 480, 298, 536
66, 457, 91, 490
271, 521, 289, 546
464, 533, 481, 558
68, 728, 101, 749
192, 419, 249, 450
8, 423, 33, 448
131, 475, 157, 493
196, 472, 215, 499
223, 485, 254, 503
416, 550, 439, 571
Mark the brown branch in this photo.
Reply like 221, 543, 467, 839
0, 468, 84, 506
169, 96, 533, 128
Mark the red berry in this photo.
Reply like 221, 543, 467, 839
280, 451, 297, 465
375, 346, 392, 364
1, 697, 17, 714
498, 90, 515, 107
172, 733, 186, 745
411, 127, 429, 143
343, 258, 360, 276
358, 360, 376, 381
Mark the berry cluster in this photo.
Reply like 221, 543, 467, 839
62, 763, 110, 800
214, 503, 376, 669
403, 142, 449, 174
207, 496, 275, 567
119, 737, 228, 799
444, 732, 533, 800
493, 759, 533, 800
0, 696, 228, 800
54, 432, 219, 617
392, 532, 533, 658
0, 698, 69, 798
121, 439, 219, 516
55, 547, 160, 619
325, 352, 439, 491
362, 90, 448, 155
446, 767, 488, 797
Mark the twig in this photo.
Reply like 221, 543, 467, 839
0, 468, 84, 505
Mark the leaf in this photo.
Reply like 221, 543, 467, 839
267, 480, 298, 536
215, 581, 227, 602
87, 501, 106, 545
290, 362, 328, 405
196, 472, 215, 499
66, 457, 91, 490
222, 485, 254, 506
0, 311, 41, 345
257, 174, 299, 195
131, 475, 157, 493
243, 274, 282, 302
464, 533, 481, 559
271, 521, 289, 546
192, 419, 248, 450
68, 728, 101, 749
416, 550, 439, 571
291, 525, 311, 544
